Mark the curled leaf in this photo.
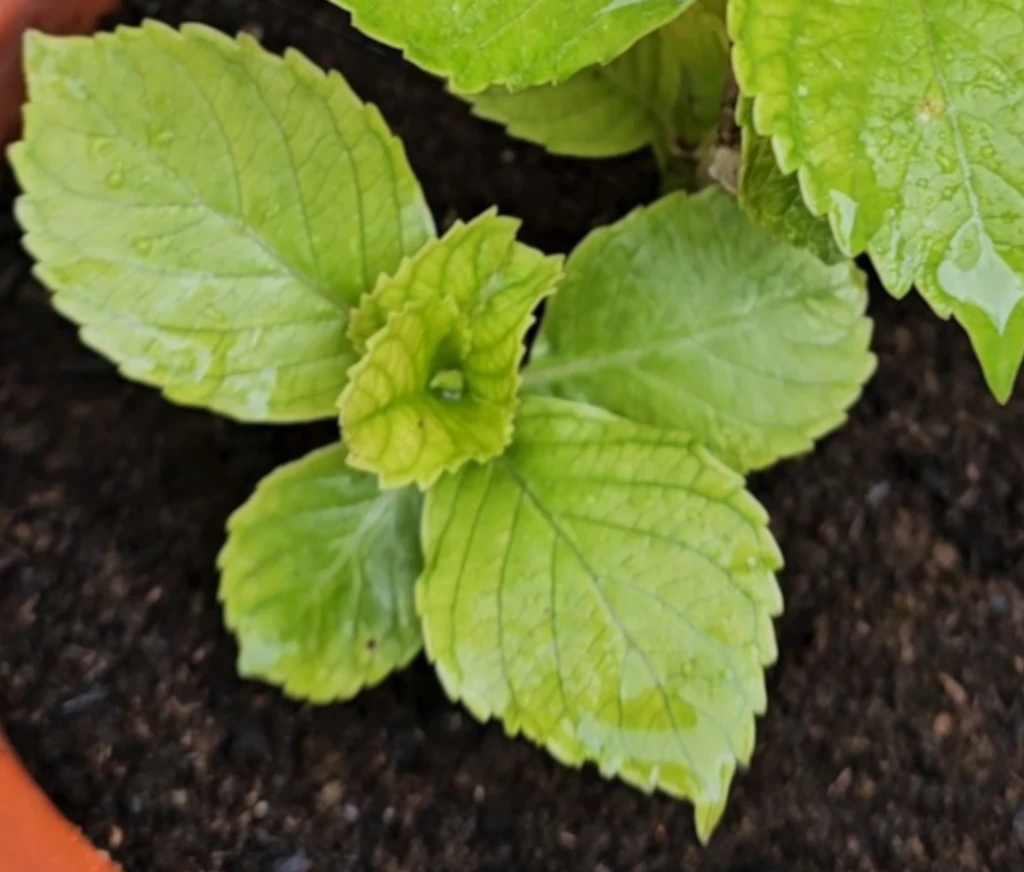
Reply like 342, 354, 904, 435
340, 213, 563, 488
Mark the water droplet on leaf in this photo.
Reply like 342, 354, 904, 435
430, 368, 466, 402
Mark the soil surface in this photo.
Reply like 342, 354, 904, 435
2, 2, 1024, 870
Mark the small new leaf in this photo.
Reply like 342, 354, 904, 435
9, 23, 434, 421
731, 0, 1024, 401
340, 213, 563, 489
219, 443, 423, 703
463, 0, 729, 159
526, 189, 875, 473
418, 397, 783, 842
331, 0, 697, 93
348, 211, 551, 352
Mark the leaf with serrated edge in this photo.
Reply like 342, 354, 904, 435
9, 23, 434, 422
348, 210, 546, 352
730, 0, 1024, 401
332, 0, 697, 94
526, 189, 875, 473
341, 299, 496, 489
463, 0, 729, 159
218, 443, 422, 703
418, 396, 783, 842
340, 213, 563, 489
738, 109, 844, 265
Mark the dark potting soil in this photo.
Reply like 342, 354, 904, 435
2, 1, 1024, 870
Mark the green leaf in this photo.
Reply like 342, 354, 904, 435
738, 113, 845, 265
332, 0, 697, 93
463, 1, 729, 159
664, 0, 730, 147
339, 213, 563, 489
218, 443, 423, 703
347, 211, 552, 352
418, 396, 783, 842
462, 32, 680, 160
9, 23, 434, 422
525, 189, 875, 473
730, 0, 1024, 401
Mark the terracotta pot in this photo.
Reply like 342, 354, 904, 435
0, 0, 118, 145
0, 732, 120, 871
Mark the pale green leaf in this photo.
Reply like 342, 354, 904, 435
525, 189, 875, 473
730, 0, 1024, 401
332, 0, 697, 93
218, 443, 423, 703
347, 211, 553, 351
339, 213, 563, 489
463, 31, 680, 160
418, 396, 783, 842
340, 298, 500, 490
463, 1, 729, 159
9, 23, 434, 422
738, 113, 845, 265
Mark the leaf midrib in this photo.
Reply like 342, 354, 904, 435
498, 457, 705, 775
911, 0, 988, 271
523, 283, 850, 387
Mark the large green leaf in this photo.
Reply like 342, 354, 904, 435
332, 0, 696, 93
418, 397, 783, 842
219, 443, 423, 703
730, 0, 1024, 401
737, 99, 844, 265
526, 189, 875, 473
339, 213, 563, 489
9, 23, 434, 421
463, 1, 729, 159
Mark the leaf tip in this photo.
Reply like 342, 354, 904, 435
20, 27, 72, 81
5, 141, 26, 183
983, 362, 1017, 405
958, 301, 1024, 405
21, 27, 48, 60
136, 17, 184, 47
694, 797, 726, 846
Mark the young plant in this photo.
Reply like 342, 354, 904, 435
9, 21, 875, 840
331, 0, 1024, 402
